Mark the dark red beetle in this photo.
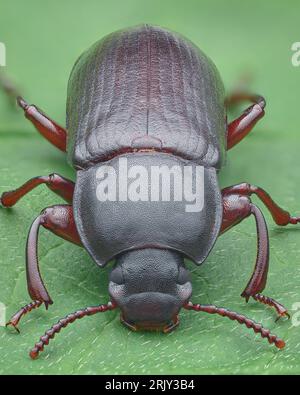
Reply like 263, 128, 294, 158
1, 25, 298, 359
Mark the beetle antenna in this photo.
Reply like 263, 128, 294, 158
29, 301, 117, 359
184, 301, 285, 349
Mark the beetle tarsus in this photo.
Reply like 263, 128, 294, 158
6, 321, 21, 334
275, 312, 290, 323
251, 293, 290, 322
6, 300, 43, 332
289, 217, 300, 225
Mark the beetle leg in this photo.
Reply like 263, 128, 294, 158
6, 301, 43, 333
6, 205, 81, 331
0, 72, 20, 105
220, 192, 289, 319
226, 93, 266, 150
226, 92, 265, 108
221, 196, 269, 298
0, 78, 66, 149
1, 173, 74, 207
222, 183, 300, 226
252, 294, 290, 321
17, 96, 67, 152
26, 204, 81, 304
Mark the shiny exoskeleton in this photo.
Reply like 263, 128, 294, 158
1, 25, 298, 359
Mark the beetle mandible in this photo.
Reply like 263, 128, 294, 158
1, 24, 298, 358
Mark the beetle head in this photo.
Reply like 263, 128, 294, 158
109, 248, 192, 332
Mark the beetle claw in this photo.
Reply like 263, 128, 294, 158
6, 321, 21, 334
290, 217, 300, 224
275, 311, 290, 323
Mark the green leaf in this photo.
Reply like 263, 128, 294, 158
1, 0, 300, 375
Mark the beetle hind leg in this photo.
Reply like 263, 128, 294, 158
0, 75, 67, 150
17, 96, 67, 152
0, 72, 20, 105
226, 92, 266, 150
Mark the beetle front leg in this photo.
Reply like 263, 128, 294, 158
6, 205, 82, 332
226, 93, 266, 150
220, 192, 289, 320
1, 173, 74, 207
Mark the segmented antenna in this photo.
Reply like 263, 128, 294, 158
29, 301, 117, 359
184, 301, 285, 349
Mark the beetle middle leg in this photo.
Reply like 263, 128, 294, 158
222, 183, 300, 226
6, 204, 82, 332
220, 190, 289, 320
1, 173, 74, 207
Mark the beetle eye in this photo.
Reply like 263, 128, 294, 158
110, 266, 124, 285
177, 266, 190, 285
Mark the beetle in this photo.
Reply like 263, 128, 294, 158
1, 24, 298, 359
